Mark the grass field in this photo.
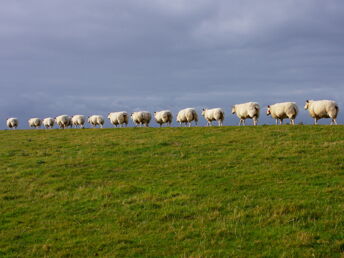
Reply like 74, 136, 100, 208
0, 126, 343, 257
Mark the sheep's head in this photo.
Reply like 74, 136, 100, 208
201, 108, 206, 116
231, 106, 236, 114
304, 100, 310, 110
266, 105, 271, 116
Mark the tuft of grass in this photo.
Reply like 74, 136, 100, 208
0, 126, 343, 257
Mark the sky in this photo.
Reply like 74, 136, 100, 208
1, 0, 344, 128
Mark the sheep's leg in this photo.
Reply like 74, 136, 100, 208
314, 118, 318, 125
333, 118, 337, 125
243, 119, 246, 126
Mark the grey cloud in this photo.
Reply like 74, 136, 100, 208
0, 0, 344, 128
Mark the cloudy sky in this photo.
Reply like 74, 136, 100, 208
1, 0, 344, 128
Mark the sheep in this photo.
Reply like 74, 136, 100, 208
28, 118, 42, 128
201, 108, 224, 126
42, 117, 55, 129
131, 111, 151, 127
176, 108, 198, 127
154, 110, 173, 127
88, 115, 104, 128
107, 112, 129, 128
266, 102, 298, 125
6, 118, 18, 129
231, 102, 260, 126
55, 115, 72, 129
304, 100, 339, 125
71, 115, 86, 128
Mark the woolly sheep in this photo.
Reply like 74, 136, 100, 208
6, 118, 18, 129
107, 112, 129, 127
232, 102, 260, 126
176, 108, 198, 127
154, 110, 173, 127
71, 115, 86, 128
266, 102, 298, 125
42, 117, 55, 129
131, 111, 151, 127
56, 115, 72, 129
201, 108, 224, 126
304, 100, 339, 125
88, 115, 104, 128
28, 118, 42, 128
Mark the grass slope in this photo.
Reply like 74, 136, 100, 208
0, 126, 343, 257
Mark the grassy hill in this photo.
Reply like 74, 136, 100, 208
0, 126, 343, 257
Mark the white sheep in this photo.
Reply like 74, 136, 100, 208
266, 102, 298, 125
107, 112, 129, 127
131, 111, 151, 127
42, 117, 55, 129
88, 115, 104, 128
6, 118, 18, 129
56, 115, 72, 129
71, 115, 86, 128
154, 110, 173, 127
28, 118, 42, 128
176, 108, 198, 127
304, 100, 339, 125
201, 108, 224, 126
232, 102, 260, 126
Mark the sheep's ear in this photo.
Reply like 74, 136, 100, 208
267, 105, 270, 108
306, 100, 309, 103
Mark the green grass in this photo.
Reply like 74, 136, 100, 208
0, 126, 343, 257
